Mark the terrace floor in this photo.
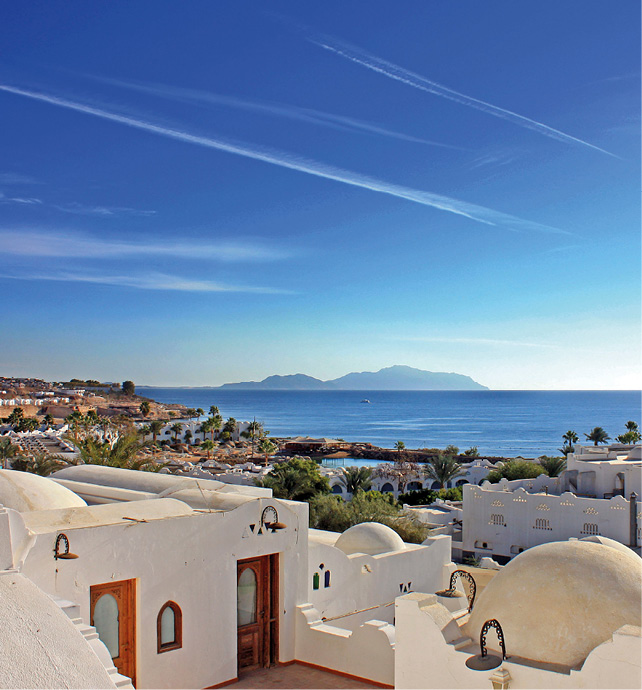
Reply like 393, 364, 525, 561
223, 663, 383, 689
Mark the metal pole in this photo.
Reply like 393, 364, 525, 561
630, 492, 638, 548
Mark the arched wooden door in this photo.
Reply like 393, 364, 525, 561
237, 555, 279, 672
90, 579, 136, 686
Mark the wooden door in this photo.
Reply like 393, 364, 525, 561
90, 579, 136, 686
237, 554, 279, 672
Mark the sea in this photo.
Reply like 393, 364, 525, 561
136, 389, 641, 458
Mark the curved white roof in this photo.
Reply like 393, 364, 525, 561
0, 469, 87, 512
0, 571, 117, 688
465, 540, 642, 668
335, 521, 406, 556
53, 464, 225, 493
21, 498, 195, 534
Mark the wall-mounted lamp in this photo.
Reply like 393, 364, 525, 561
54, 533, 79, 560
490, 666, 512, 689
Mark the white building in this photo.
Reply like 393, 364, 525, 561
0, 461, 640, 690
462, 444, 641, 563
326, 458, 493, 499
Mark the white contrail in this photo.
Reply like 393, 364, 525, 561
95, 76, 464, 149
311, 36, 615, 157
0, 229, 291, 262
0, 83, 572, 235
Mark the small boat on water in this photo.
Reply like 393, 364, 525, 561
360, 399, 371, 404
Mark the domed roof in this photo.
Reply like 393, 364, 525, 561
0, 469, 87, 512
334, 522, 406, 556
0, 571, 117, 688
465, 540, 642, 668
579, 535, 641, 559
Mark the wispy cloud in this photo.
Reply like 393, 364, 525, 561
53, 202, 156, 217
94, 76, 464, 150
0, 230, 291, 262
0, 83, 573, 236
309, 33, 616, 157
0, 193, 42, 205
0, 172, 39, 185
1, 270, 291, 294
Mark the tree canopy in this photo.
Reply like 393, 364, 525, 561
259, 457, 330, 501
121, 380, 136, 396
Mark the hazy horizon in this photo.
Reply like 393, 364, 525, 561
1, 2, 639, 391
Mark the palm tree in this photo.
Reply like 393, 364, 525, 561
138, 424, 151, 442
615, 420, 641, 444
223, 417, 237, 438
43, 413, 55, 428
209, 405, 220, 417
139, 401, 151, 417
201, 439, 215, 459
258, 438, 277, 466
149, 420, 164, 446
65, 411, 84, 443
7, 407, 25, 426
17, 417, 40, 432
184, 429, 193, 445
170, 423, 183, 443
562, 430, 579, 446
77, 434, 145, 468
538, 456, 567, 477
196, 408, 204, 418
212, 415, 222, 440
339, 466, 372, 494
0, 438, 20, 469
395, 440, 406, 457
424, 455, 465, 489
585, 427, 611, 446
200, 418, 214, 442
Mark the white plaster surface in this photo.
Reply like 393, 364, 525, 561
0, 571, 116, 689
0, 468, 87, 511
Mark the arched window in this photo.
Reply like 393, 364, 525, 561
381, 482, 394, 493
157, 601, 182, 653
331, 484, 343, 494
406, 481, 422, 492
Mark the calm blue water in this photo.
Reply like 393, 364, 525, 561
136, 389, 640, 458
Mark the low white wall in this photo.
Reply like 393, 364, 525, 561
394, 593, 642, 689
462, 484, 634, 559
308, 534, 452, 620
295, 603, 394, 686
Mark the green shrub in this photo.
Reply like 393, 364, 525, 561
309, 491, 429, 544
486, 459, 546, 483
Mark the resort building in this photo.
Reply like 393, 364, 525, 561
0, 461, 640, 689
461, 444, 641, 563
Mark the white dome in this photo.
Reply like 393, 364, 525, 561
0, 571, 117, 688
579, 535, 640, 558
465, 540, 642, 668
0, 469, 86, 512
334, 522, 406, 556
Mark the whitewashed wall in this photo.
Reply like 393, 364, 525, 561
394, 593, 642, 689
462, 484, 635, 560
9, 497, 308, 690
307, 533, 452, 620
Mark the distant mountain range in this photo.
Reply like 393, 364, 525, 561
216, 365, 488, 390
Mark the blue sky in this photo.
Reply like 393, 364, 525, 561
0, 1, 639, 389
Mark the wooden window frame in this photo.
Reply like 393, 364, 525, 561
157, 601, 182, 654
